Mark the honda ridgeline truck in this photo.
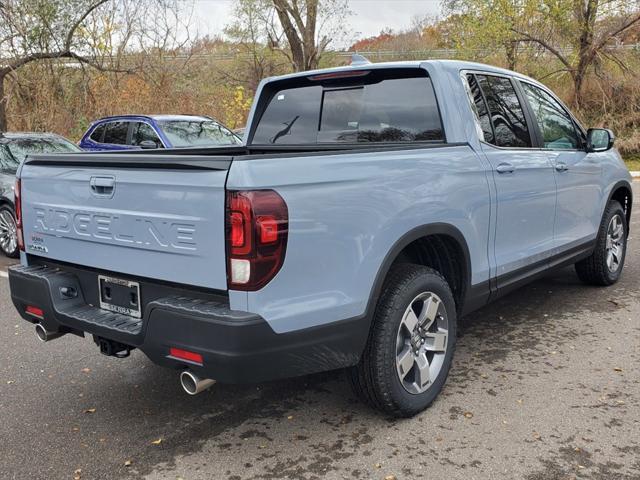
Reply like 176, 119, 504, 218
9, 59, 632, 417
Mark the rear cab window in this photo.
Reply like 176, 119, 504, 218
251, 69, 444, 145
464, 73, 532, 148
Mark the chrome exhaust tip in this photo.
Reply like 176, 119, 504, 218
180, 370, 216, 395
35, 324, 64, 343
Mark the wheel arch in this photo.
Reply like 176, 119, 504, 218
365, 223, 473, 321
607, 180, 633, 235
0, 196, 15, 210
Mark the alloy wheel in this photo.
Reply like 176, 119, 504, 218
0, 210, 17, 256
605, 213, 625, 273
395, 292, 448, 395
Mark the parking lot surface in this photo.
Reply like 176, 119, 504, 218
1, 184, 639, 480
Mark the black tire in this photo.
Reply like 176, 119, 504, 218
0, 205, 19, 258
348, 264, 457, 417
575, 200, 627, 286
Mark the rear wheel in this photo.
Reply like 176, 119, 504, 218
348, 264, 457, 417
0, 205, 18, 258
575, 200, 627, 286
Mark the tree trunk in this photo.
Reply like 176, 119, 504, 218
505, 40, 517, 70
0, 74, 7, 132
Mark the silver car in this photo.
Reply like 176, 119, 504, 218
0, 132, 81, 257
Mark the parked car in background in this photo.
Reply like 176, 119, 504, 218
79, 115, 242, 151
0, 132, 81, 257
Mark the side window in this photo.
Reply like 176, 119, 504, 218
102, 121, 129, 145
477, 75, 531, 148
465, 74, 494, 144
90, 124, 106, 143
131, 122, 162, 147
520, 82, 580, 150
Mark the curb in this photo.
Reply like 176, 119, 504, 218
631, 171, 640, 178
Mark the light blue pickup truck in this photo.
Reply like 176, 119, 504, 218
8, 59, 632, 417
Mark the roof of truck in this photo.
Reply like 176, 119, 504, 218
263, 59, 537, 85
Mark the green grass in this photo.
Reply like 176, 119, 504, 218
623, 154, 640, 172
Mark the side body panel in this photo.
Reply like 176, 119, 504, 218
227, 144, 493, 334
548, 150, 602, 250
480, 145, 557, 279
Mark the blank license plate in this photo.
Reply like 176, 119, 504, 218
98, 275, 141, 318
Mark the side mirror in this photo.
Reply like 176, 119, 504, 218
586, 128, 615, 152
139, 140, 158, 149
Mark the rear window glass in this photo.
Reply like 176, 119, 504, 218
252, 71, 444, 145
5, 137, 80, 171
158, 120, 241, 147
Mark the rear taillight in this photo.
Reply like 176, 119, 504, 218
226, 190, 288, 290
14, 179, 24, 252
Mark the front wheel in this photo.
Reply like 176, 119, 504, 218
575, 200, 627, 286
348, 264, 457, 417
0, 205, 19, 258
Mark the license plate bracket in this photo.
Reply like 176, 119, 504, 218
98, 275, 142, 319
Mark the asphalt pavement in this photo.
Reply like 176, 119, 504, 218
1, 184, 639, 480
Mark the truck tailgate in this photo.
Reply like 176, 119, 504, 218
19, 154, 230, 290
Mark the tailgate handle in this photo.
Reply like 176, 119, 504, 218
90, 176, 115, 197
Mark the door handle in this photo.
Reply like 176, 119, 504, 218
90, 176, 115, 197
496, 163, 515, 174
555, 162, 569, 172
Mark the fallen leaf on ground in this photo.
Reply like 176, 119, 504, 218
6, 380, 13, 384
84, 408, 96, 414
385, 475, 397, 480
463, 411, 474, 418
374, 463, 382, 469
287, 415, 294, 420
124, 460, 132, 467
73, 468, 82, 480
81, 368, 91, 373
151, 438, 162, 445
613, 367, 623, 372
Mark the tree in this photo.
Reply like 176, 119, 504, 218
443, 0, 640, 107
227, 0, 351, 72
513, 0, 640, 107
0, 0, 187, 131
224, 0, 288, 91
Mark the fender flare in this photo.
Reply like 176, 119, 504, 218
606, 179, 633, 234
363, 223, 474, 324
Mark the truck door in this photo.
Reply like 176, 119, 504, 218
465, 73, 557, 290
517, 80, 603, 250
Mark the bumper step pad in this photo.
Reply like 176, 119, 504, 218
10, 264, 142, 335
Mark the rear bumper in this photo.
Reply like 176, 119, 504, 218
8, 264, 366, 383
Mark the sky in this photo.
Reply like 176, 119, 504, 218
192, 0, 443, 45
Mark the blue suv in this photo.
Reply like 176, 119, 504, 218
79, 114, 242, 150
